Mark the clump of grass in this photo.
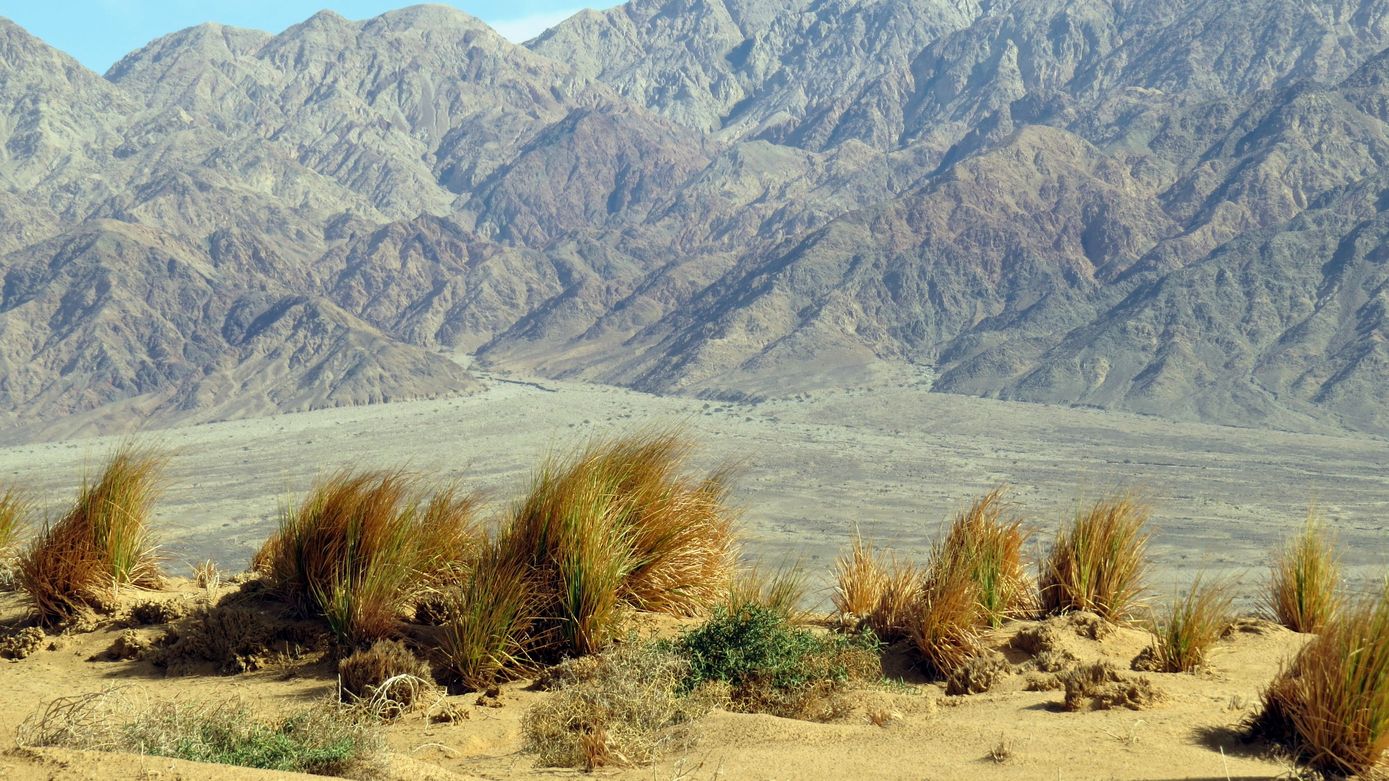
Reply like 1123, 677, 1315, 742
0, 487, 28, 556
937, 488, 1034, 626
256, 470, 481, 646
727, 561, 809, 623
524, 641, 711, 770
338, 639, 433, 716
907, 562, 983, 679
831, 533, 922, 641
19, 690, 381, 777
20, 446, 166, 624
1137, 574, 1236, 673
1039, 494, 1151, 621
1252, 582, 1389, 777
672, 603, 879, 721
1265, 513, 1342, 633
440, 430, 738, 689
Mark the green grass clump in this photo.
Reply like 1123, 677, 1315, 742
1265, 513, 1342, 633
1253, 581, 1389, 776
672, 603, 879, 720
20, 446, 165, 624
256, 470, 481, 646
1140, 574, 1236, 673
1039, 494, 1151, 621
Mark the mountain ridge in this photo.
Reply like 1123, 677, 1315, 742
4, 1, 1389, 440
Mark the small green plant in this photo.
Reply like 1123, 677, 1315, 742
672, 603, 879, 720
1039, 494, 1151, 621
524, 641, 710, 770
19, 690, 381, 777
1253, 581, 1389, 776
1265, 513, 1341, 633
1139, 574, 1236, 673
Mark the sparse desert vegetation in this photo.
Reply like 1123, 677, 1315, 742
0, 433, 1380, 781
1253, 581, 1389, 776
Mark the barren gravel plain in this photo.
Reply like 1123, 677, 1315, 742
1, 373, 1384, 603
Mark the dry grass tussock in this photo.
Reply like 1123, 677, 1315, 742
338, 639, 434, 718
524, 641, 713, 770
937, 488, 1034, 626
832, 533, 922, 641
1039, 494, 1151, 621
1253, 581, 1389, 777
727, 561, 809, 623
908, 561, 983, 679
441, 430, 738, 689
256, 470, 482, 646
1265, 513, 1342, 634
1135, 574, 1236, 673
19, 446, 166, 625
18, 687, 382, 777
0, 486, 28, 556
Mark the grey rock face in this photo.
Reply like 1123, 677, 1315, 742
5, 1, 1389, 437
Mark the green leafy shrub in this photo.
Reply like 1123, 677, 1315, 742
672, 604, 879, 720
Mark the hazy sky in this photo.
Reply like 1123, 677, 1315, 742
1, 1, 596, 73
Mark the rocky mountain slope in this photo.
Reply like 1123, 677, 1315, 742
4, 0, 1389, 439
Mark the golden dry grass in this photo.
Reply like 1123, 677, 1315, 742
1039, 494, 1151, 621
0, 486, 28, 557
256, 470, 482, 646
937, 488, 1034, 626
728, 561, 809, 623
441, 429, 738, 688
907, 562, 983, 678
19, 446, 165, 624
1264, 513, 1342, 634
831, 533, 923, 641
1254, 582, 1389, 777
1140, 574, 1236, 673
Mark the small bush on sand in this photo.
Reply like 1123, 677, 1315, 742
946, 651, 1011, 695
937, 488, 1034, 626
1136, 574, 1235, 673
338, 639, 433, 716
1039, 495, 1150, 621
831, 534, 923, 641
1265, 513, 1342, 633
524, 642, 711, 770
20, 446, 165, 624
256, 470, 481, 646
1252, 583, 1389, 777
908, 561, 984, 679
440, 430, 738, 689
1061, 662, 1162, 711
19, 690, 381, 777
727, 561, 809, 623
673, 603, 879, 721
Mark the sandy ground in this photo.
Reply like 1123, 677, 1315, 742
0, 580, 1312, 781
0, 374, 1385, 605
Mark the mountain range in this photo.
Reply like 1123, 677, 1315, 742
4, 0, 1389, 440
